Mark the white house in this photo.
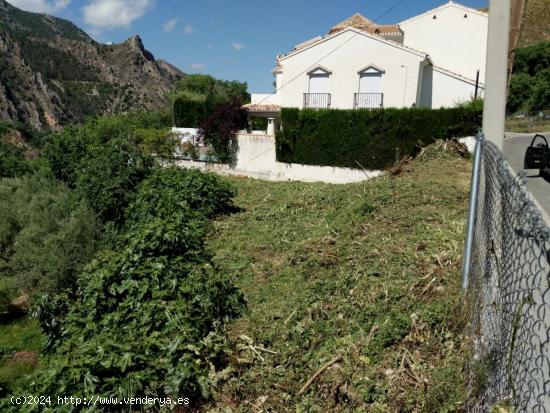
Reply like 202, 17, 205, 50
245, 1, 488, 130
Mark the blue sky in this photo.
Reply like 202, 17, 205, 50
9, 0, 488, 92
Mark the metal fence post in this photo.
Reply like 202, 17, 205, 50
462, 133, 484, 290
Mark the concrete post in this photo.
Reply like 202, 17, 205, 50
482, 0, 511, 150
267, 118, 275, 136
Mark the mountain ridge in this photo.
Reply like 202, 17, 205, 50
0, 0, 184, 129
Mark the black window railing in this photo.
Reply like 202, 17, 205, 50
303, 93, 331, 109
354, 93, 384, 109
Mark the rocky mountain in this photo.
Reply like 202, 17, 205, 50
0, 0, 184, 130
520, 0, 550, 46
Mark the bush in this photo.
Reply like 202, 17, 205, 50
0, 175, 98, 294
43, 126, 89, 187
76, 140, 155, 225
44, 115, 157, 226
29, 169, 244, 408
134, 128, 179, 158
0, 123, 40, 178
199, 100, 247, 163
0, 140, 30, 178
31, 220, 244, 407
276, 106, 482, 170
249, 116, 268, 131
125, 167, 236, 229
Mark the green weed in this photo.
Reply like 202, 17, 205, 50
204, 149, 472, 412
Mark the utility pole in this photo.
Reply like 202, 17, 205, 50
482, 0, 511, 150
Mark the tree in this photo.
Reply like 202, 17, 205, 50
174, 74, 249, 105
76, 140, 154, 225
172, 74, 250, 127
508, 40, 550, 113
44, 115, 165, 226
529, 67, 550, 112
508, 72, 533, 114
0, 175, 98, 294
198, 100, 247, 163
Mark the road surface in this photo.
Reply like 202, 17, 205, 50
503, 132, 550, 220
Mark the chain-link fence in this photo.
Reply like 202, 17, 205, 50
465, 137, 550, 412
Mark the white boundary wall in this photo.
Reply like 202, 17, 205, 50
173, 133, 381, 184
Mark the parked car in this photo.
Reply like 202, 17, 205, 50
524, 134, 550, 170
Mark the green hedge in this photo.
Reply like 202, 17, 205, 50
276, 107, 482, 170
173, 91, 208, 128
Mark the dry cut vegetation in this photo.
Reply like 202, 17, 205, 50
203, 143, 473, 412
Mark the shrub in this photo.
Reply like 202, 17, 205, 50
134, 128, 179, 158
249, 116, 268, 131
30, 169, 244, 408
199, 100, 247, 163
125, 167, 236, 229
0, 123, 39, 178
43, 126, 90, 187
0, 175, 98, 294
0, 140, 30, 178
76, 140, 155, 225
276, 106, 482, 170
44, 115, 157, 226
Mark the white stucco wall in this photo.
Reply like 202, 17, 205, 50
174, 134, 381, 184
251, 93, 281, 105
171, 127, 199, 144
430, 67, 480, 108
277, 29, 427, 109
400, 2, 488, 83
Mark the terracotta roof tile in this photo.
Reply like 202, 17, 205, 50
329, 13, 374, 34
364, 24, 402, 36
242, 103, 281, 113
328, 13, 402, 37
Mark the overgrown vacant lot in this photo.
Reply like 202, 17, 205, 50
205, 147, 472, 412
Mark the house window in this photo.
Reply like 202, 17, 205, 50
355, 65, 384, 109
308, 67, 330, 94
305, 66, 331, 108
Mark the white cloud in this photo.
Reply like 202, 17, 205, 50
183, 24, 194, 34
83, 0, 152, 29
8, 0, 70, 13
188, 63, 206, 70
163, 18, 177, 33
231, 41, 244, 51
